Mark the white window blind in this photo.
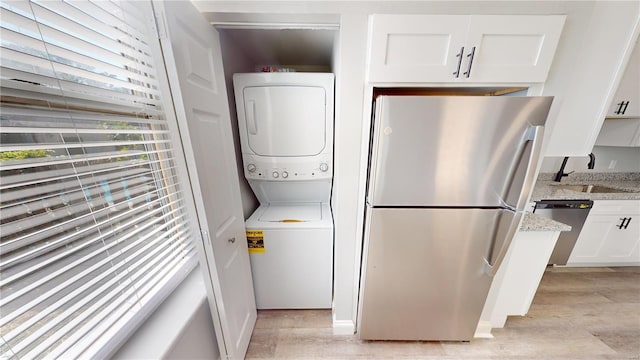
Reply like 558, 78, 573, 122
0, 1, 197, 358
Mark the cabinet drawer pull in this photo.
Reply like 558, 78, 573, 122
453, 46, 464, 78
614, 101, 630, 115
463, 46, 476, 78
621, 101, 630, 115
617, 217, 632, 230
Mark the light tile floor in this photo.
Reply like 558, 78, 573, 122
246, 267, 640, 359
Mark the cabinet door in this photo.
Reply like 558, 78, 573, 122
600, 216, 640, 261
569, 215, 640, 265
595, 119, 640, 146
367, 14, 565, 84
465, 15, 566, 83
607, 37, 640, 118
367, 15, 469, 83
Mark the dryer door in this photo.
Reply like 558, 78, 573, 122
243, 86, 327, 156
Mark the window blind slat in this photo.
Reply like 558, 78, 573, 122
25, 243, 193, 360
0, 1, 197, 357
0, 177, 169, 251
0, 191, 183, 287
3, 25, 153, 88
1, 166, 154, 210
0, 147, 172, 174
0, 88, 165, 119
0, 205, 190, 342
0, 209, 185, 313
14, 243, 190, 358
1, 106, 167, 129
30, 2, 154, 64
3, 224, 189, 347
61, 248, 196, 359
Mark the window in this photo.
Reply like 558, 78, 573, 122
0, 1, 197, 358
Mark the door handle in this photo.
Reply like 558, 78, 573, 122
485, 211, 523, 276
614, 101, 630, 115
246, 100, 257, 135
621, 101, 629, 115
452, 47, 464, 78
463, 46, 476, 78
617, 217, 631, 229
510, 126, 545, 212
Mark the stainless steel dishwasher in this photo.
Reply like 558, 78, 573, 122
534, 200, 594, 265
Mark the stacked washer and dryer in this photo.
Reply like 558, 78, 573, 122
233, 73, 334, 309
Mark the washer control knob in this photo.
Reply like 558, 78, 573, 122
282, 171, 289, 178
272, 171, 279, 178
319, 163, 329, 172
247, 164, 256, 173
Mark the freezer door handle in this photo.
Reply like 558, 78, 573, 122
484, 211, 523, 276
506, 126, 545, 212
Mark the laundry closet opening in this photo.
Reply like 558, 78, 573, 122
214, 21, 340, 310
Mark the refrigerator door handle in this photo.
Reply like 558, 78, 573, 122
509, 125, 545, 212
484, 211, 524, 276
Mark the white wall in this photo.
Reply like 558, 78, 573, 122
541, 146, 640, 174
113, 267, 220, 360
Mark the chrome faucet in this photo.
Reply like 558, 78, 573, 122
554, 157, 573, 182
554, 153, 595, 182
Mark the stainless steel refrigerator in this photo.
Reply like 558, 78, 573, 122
357, 95, 553, 341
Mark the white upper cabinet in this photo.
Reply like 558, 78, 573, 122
595, 119, 640, 147
606, 38, 640, 118
367, 14, 566, 84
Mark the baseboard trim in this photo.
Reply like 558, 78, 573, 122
564, 262, 640, 267
474, 320, 494, 339
332, 319, 355, 335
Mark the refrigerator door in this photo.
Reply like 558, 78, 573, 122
368, 96, 552, 207
357, 207, 521, 341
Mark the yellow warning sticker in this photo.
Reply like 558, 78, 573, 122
246, 230, 265, 253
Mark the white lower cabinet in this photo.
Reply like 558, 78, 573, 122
478, 230, 560, 332
567, 200, 640, 266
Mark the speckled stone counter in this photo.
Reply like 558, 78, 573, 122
532, 172, 640, 201
520, 212, 572, 232
521, 172, 640, 232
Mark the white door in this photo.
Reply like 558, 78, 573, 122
154, 1, 256, 359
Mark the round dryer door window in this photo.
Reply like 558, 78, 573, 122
243, 86, 326, 157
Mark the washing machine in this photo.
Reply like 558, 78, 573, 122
233, 72, 334, 309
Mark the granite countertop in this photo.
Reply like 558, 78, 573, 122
521, 172, 640, 232
521, 212, 572, 232
531, 172, 640, 201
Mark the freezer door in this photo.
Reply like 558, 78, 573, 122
357, 207, 519, 341
368, 96, 552, 207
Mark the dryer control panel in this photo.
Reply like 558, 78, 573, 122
243, 155, 332, 181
